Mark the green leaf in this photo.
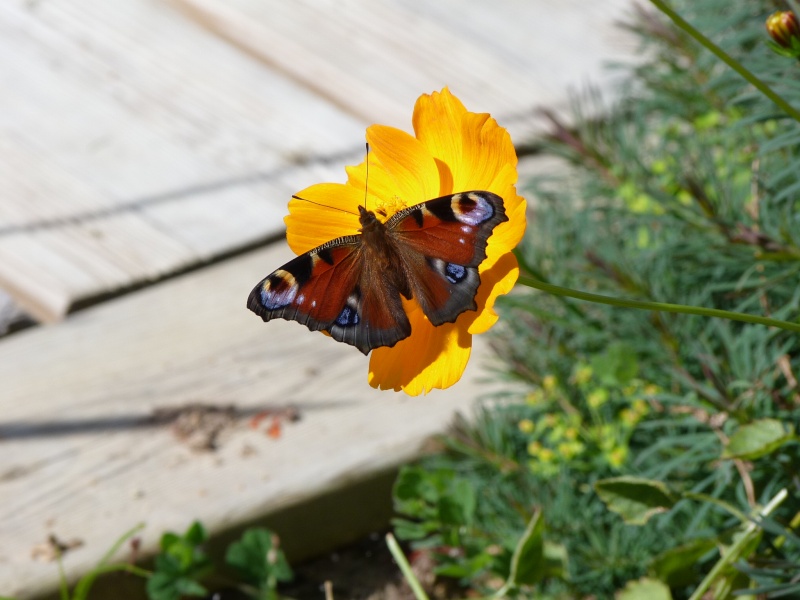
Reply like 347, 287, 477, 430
149, 522, 212, 600
225, 528, 293, 587
649, 538, 717, 587
159, 532, 180, 552
617, 577, 673, 600
542, 542, 568, 579
438, 478, 475, 526
391, 518, 433, 541
594, 477, 677, 525
723, 419, 794, 460
183, 521, 207, 546
146, 572, 207, 600
507, 509, 545, 587
590, 342, 638, 385
393, 466, 441, 517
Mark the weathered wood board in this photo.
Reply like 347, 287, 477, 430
0, 240, 509, 598
0, 0, 637, 324
0, 0, 363, 322
176, 0, 637, 133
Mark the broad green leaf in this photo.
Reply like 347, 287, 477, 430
618, 577, 673, 600
723, 419, 794, 460
183, 521, 207, 546
594, 477, 676, 525
590, 342, 638, 385
649, 538, 717, 587
542, 542, 568, 579
146, 572, 207, 600
159, 532, 180, 552
390, 517, 433, 541
226, 528, 293, 585
507, 509, 545, 587
438, 477, 475, 526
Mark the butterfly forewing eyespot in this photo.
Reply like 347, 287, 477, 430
261, 270, 299, 310
450, 192, 497, 225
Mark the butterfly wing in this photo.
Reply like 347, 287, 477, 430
247, 236, 411, 355
387, 191, 508, 325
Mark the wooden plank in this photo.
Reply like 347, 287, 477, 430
174, 0, 638, 138
0, 240, 503, 598
0, 0, 637, 322
0, 0, 364, 321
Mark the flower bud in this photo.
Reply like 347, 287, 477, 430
766, 11, 800, 48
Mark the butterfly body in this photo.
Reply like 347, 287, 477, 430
247, 191, 507, 354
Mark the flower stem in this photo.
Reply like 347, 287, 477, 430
517, 275, 800, 334
687, 488, 788, 600
386, 533, 429, 600
648, 0, 800, 124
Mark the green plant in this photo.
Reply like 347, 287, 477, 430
28, 521, 293, 600
393, 0, 800, 598
147, 522, 293, 600
147, 521, 212, 600
225, 528, 293, 600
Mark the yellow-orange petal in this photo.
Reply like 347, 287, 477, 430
364, 125, 441, 207
368, 305, 472, 395
488, 188, 528, 255
284, 183, 362, 254
413, 89, 468, 191
469, 252, 520, 334
456, 113, 517, 194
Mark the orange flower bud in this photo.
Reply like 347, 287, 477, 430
766, 11, 800, 48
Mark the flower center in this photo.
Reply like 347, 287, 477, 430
374, 196, 408, 220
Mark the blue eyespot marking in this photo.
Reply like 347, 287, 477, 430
453, 193, 494, 225
335, 305, 360, 327
445, 263, 467, 284
262, 271, 297, 309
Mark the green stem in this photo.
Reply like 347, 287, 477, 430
517, 275, 800, 334
386, 533, 429, 600
648, 0, 800, 124
688, 488, 788, 600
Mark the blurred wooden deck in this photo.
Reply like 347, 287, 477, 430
0, 0, 637, 596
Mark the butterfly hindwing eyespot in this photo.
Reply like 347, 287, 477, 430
444, 262, 467, 284
427, 258, 469, 285
334, 294, 361, 327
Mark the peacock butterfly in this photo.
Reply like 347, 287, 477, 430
247, 191, 507, 354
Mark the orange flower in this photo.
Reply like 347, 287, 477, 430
284, 88, 527, 395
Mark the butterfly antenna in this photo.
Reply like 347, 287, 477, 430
364, 142, 370, 210
291, 195, 358, 216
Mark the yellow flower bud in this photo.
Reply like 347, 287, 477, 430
767, 11, 800, 48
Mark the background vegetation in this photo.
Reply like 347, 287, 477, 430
392, 1, 800, 598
